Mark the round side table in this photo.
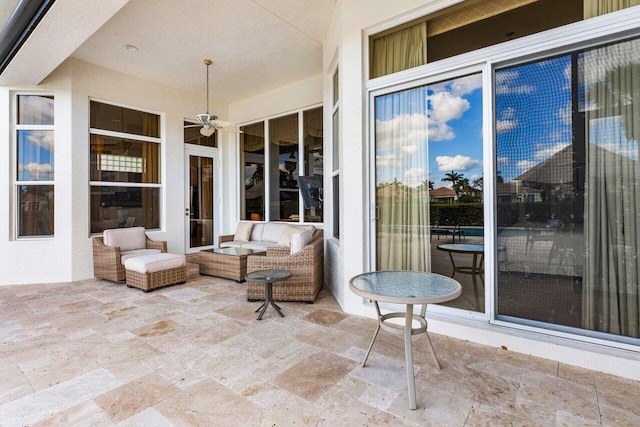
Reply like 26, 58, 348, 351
245, 269, 292, 320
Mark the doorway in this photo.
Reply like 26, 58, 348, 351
185, 146, 219, 253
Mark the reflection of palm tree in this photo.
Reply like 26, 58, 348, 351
441, 171, 463, 200
472, 176, 483, 191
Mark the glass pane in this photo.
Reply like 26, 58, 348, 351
303, 107, 323, 223
333, 175, 340, 239
332, 110, 339, 172
17, 185, 54, 236
90, 135, 159, 183
184, 121, 216, 147
90, 186, 160, 233
374, 73, 483, 311
333, 68, 339, 105
240, 122, 265, 221
17, 95, 54, 125
189, 155, 214, 248
269, 114, 299, 221
90, 101, 160, 137
496, 55, 585, 330
17, 130, 54, 181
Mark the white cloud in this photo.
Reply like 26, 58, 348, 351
449, 74, 483, 96
19, 96, 54, 124
19, 162, 53, 179
516, 159, 538, 171
497, 156, 509, 166
496, 120, 518, 134
533, 142, 570, 161
404, 168, 428, 187
428, 122, 455, 141
428, 91, 470, 123
25, 130, 54, 151
495, 70, 535, 95
436, 155, 482, 172
375, 113, 429, 151
557, 102, 572, 125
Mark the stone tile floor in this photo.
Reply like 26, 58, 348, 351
0, 263, 638, 426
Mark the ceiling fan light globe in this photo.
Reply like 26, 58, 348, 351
200, 126, 215, 137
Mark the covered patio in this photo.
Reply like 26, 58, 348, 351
0, 265, 637, 426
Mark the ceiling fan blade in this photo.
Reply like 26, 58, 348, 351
220, 126, 243, 134
184, 124, 202, 128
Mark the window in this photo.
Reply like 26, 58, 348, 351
15, 94, 54, 237
369, 0, 640, 79
332, 67, 340, 238
240, 106, 323, 223
89, 101, 161, 233
495, 37, 640, 341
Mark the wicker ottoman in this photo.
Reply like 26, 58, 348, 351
124, 253, 186, 292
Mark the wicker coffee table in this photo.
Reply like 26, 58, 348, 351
199, 247, 265, 282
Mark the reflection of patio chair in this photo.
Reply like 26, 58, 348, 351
430, 224, 465, 243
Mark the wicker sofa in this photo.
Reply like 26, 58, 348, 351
219, 223, 324, 302
92, 227, 167, 282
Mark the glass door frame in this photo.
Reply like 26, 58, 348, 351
184, 144, 220, 254
367, 63, 493, 321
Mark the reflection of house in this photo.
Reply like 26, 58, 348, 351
429, 186, 457, 202
497, 182, 542, 203
515, 145, 577, 200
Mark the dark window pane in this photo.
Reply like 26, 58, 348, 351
17, 185, 54, 236
184, 121, 217, 147
90, 101, 160, 137
90, 186, 160, 233
303, 107, 323, 223
240, 122, 265, 221
90, 135, 159, 183
269, 114, 299, 221
333, 175, 339, 239
17, 130, 54, 181
17, 95, 54, 125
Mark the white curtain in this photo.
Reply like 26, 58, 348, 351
584, 0, 640, 18
375, 86, 430, 271
582, 39, 640, 337
371, 22, 427, 79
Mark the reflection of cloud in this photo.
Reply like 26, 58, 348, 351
516, 159, 538, 171
495, 70, 535, 95
436, 155, 482, 171
429, 91, 469, 122
376, 113, 429, 150
496, 120, 517, 133
19, 95, 54, 124
19, 162, 54, 179
449, 74, 483, 96
557, 102, 572, 125
589, 116, 639, 160
376, 152, 403, 169
404, 168, 428, 187
497, 156, 509, 166
581, 39, 640, 88
533, 142, 570, 161
25, 130, 54, 151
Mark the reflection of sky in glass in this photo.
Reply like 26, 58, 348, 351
496, 56, 572, 182
589, 116, 639, 161
18, 130, 54, 181
18, 95, 54, 125
375, 74, 483, 188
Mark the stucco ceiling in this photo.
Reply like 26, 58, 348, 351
1, 0, 335, 103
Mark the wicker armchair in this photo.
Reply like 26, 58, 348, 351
246, 230, 324, 302
92, 228, 167, 282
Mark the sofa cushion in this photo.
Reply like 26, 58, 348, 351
120, 248, 162, 263
277, 225, 302, 247
124, 253, 185, 274
234, 222, 253, 242
243, 241, 279, 251
291, 229, 314, 254
261, 222, 292, 243
297, 224, 317, 234
250, 223, 264, 241
103, 227, 147, 251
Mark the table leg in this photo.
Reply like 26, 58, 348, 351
257, 282, 270, 320
405, 303, 417, 410
362, 301, 382, 367
270, 283, 284, 318
447, 252, 456, 278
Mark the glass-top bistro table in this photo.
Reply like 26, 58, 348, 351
349, 271, 462, 410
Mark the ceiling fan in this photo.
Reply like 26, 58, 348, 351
185, 59, 241, 136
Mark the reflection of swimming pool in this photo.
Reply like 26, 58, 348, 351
460, 227, 484, 237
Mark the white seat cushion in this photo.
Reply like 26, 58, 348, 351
220, 241, 245, 248
124, 253, 185, 274
250, 223, 264, 241
291, 229, 314, 254
277, 225, 302, 247
262, 222, 292, 243
103, 227, 147, 251
242, 241, 279, 251
120, 248, 162, 263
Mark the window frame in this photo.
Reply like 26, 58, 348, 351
13, 92, 55, 239
88, 99, 163, 235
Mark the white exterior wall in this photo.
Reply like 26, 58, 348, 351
0, 59, 225, 284
323, 0, 640, 380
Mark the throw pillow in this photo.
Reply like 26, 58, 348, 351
234, 222, 253, 242
277, 225, 301, 247
291, 229, 313, 254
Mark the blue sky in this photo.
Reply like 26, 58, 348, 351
18, 130, 54, 181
